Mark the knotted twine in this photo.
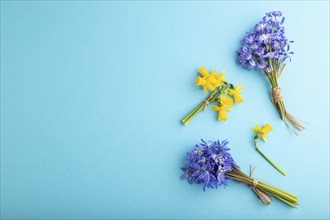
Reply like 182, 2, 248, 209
271, 87, 283, 102
249, 165, 272, 206
270, 64, 285, 104
203, 97, 212, 110
269, 64, 304, 134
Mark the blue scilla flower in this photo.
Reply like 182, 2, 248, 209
254, 22, 268, 33
256, 33, 277, 45
266, 11, 282, 17
256, 60, 267, 70
181, 139, 237, 191
237, 11, 293, 73
272, 40, 281, 50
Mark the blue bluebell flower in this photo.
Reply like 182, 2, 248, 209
181, 139, 237, 191
237, 11, 293, 74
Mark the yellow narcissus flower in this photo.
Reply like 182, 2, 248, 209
196, 67, 215, 93
211, 70, 226, 87
228, 85, 244, 104
212, 105, 232, 121
198, 66, 209, 77
207, 72, 219, 86
196, 76, 215, 93
196, 67, 226, 93
219, 95, 233, 108
252, 124, 273, 142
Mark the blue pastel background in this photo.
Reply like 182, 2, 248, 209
1, 1, 329, 219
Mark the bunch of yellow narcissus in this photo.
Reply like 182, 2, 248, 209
196, 66, 226, 93
195, 67, 244, 121
182, 66, 244, 125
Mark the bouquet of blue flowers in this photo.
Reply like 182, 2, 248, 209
237, 11, 304, 134
181, 140, 299, 208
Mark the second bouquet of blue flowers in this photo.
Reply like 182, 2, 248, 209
237, 11, 304, 134
181, 140, 299, 208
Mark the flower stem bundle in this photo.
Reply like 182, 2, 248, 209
237, 11, 304, 135
266, 63, 304, 135
181, 140, 298, 208
182, 67, 243, 125
227, 166, 298, 208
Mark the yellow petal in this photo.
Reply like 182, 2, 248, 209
227, 89, 235, 96
236, 85, 245, 93
233, 94, 244, 104
220, 105, 232, 111
207, 74, 219, 85
252, 124, 262, 133
226, 106, 232, 111
196, 76, 206, 86
216, 72, 226, 84
220, 96, 233, 107
206, 83, 215, 91
228, 85, 244, 104
212, 106, 220, 112
210, 70, 225, 87
262, 124, 273, 133
198, 66, 209, 77
202, 86, 208, 93
210, 69, 217, 75
218, 109, 228, 120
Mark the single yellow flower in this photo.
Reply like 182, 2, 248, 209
198, 66, 210, 77
196, 67, 213, 93
196, 76, 208, 93
207, 72, 220, 86
211, 70, 226, 87
228, 85, 244, 104
252, 124, 273, 142
219, 95, 233, 108
212, 105, 232, 121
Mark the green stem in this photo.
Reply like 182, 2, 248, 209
231, 170, 296, 201
266, 66, 286, 120
265, 65, 303, 134
209, 83, 229, 103
254, 137, 286, 176
226, 168, 298, 207
226, 174, 297, 206
181, 83, 229, 125
181, 103, 205, 125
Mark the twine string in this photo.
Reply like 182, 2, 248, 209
272, 87, 283, 102
272, 64, 285, 103
249, 165, 272, 206
204, 98, 211, 111
269, 64, 305, 133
